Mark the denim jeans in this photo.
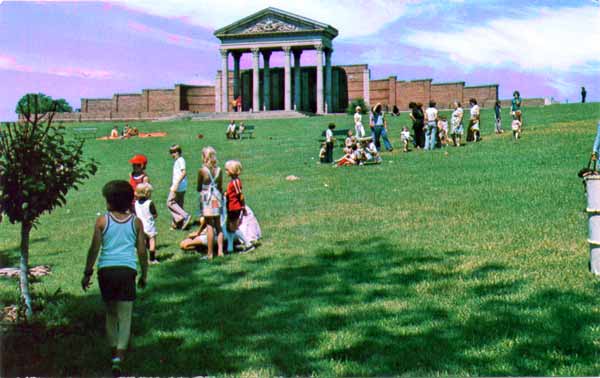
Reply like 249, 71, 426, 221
374, 126, 393, 151
425, 122, 437, 150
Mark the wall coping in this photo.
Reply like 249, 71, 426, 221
465, 84, 499, 89
432, 81, 465, 86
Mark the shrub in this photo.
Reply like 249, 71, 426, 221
346, 98, 368, 115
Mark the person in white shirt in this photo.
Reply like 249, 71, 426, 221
511, 111, 522, 141
354, 106, 365, 138
167, 144, 192, 230
450, 101, 464, 147
468, 98, 481, 142
424, 101, 439, 150
134, 183, 159, 264
226, 120, 237, 139
401, 127, 412, 152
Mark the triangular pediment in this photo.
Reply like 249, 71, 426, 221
215, 7, 338, 38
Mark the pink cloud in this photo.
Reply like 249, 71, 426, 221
0, 54, 33, 73
126, 20, 212, 48
128, 21, 151, 33
48, 67, 115, 79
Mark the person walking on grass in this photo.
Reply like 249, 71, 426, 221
82, 180, 148, 377
167, 144, 192, 230
582, 87, 587, 104
370, 103, 393, 152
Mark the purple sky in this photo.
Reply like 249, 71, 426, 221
0, 0, 598, 121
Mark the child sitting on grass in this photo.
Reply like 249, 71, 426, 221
401, 127, 412, 152
335, 145, 357, 166
345, 129, 357, 149
438, 116, 449, 147
319, 142, 327, 163
365, 139, 382, 163
81, 180, 147, 377
511, 111, 522, 141
134, 183, 159, 264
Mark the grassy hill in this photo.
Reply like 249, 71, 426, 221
1, 103, 600, 376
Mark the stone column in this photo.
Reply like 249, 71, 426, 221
283, 46, 292, 111
293, 49, 302, 111
232, 51, 242, 101
325, 48, 333, 113
262, 50, 272, 111
315, 45, 324, 114
220, 49, 229, 112
215, 72, 221, 112
363, 67, 370, 107
252, 48, 260, 112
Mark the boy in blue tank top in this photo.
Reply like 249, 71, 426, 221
82, 180, 148, 376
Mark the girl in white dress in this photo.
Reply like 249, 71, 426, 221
354, 106, 365, 138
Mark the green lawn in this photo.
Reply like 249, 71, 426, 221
1, 103, 600, 376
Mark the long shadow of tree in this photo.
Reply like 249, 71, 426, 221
2, 237, 599, 376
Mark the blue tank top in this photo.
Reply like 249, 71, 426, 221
98, 212, 138, 271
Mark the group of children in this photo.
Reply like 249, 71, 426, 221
319, 129, 382, 166
110, 124, 139, 139
81, 144, 256, 374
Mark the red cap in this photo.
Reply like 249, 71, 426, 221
129, 154, 148, 165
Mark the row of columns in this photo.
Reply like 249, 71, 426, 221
220, 45, 333, 113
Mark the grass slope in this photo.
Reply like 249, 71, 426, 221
1, 103, 600, 376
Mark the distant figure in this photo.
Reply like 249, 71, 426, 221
324, 123, 336, 163
409, 102, 425, 149
582, 87, 587, 104
511, 91, 522, 116
494, 100, 503, 134
354, 106, 365, 138
236, 96, 242, 112
226, 120, 237, 139
110, 126, 119, 139
392, 105, 400, 116
424, 101, 438, 150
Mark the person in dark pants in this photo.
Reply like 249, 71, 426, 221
409, 102, 425, 149
325, 123, 335, 163
582, 87, 587, 103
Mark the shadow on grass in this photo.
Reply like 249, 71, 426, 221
1, 237, 598, 376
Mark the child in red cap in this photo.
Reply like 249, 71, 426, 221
128, 154, 149, 193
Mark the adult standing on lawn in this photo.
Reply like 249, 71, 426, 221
582, 87, 587, 104
424, 101, 439, 150
409, 102, 425, 149
369, 103, 393, 152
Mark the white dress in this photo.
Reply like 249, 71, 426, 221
354, 113, 365, 138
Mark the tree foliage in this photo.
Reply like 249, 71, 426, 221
0, 94, 97, 319
346, 98, 368, 115
15, 93, 72, 114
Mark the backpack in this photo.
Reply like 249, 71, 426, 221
201, 167, 222, 217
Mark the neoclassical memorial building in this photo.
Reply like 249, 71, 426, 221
62, 7, 508, 122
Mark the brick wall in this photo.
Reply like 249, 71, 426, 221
463, 85, 498, 108
84, 99, 112, 112
115, 94, 143, 113
430, 82, 464, 110
395, 79, 432, 110
337, 64, 368, 102
369, 79, 390, 107
181, 85, 215, 113
146, 89, 176, 112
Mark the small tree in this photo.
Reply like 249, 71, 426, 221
346, 98, 368, 115
0, 94, 97, 320
15, 93, 53, 115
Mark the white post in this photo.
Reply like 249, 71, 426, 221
252, 48, 260, 112
220, 49, 229, 112
363, 67, 370, 107
283, 46, 292, 111
316, 45, 324, 114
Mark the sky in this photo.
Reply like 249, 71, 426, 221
0, 0, 599, 121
